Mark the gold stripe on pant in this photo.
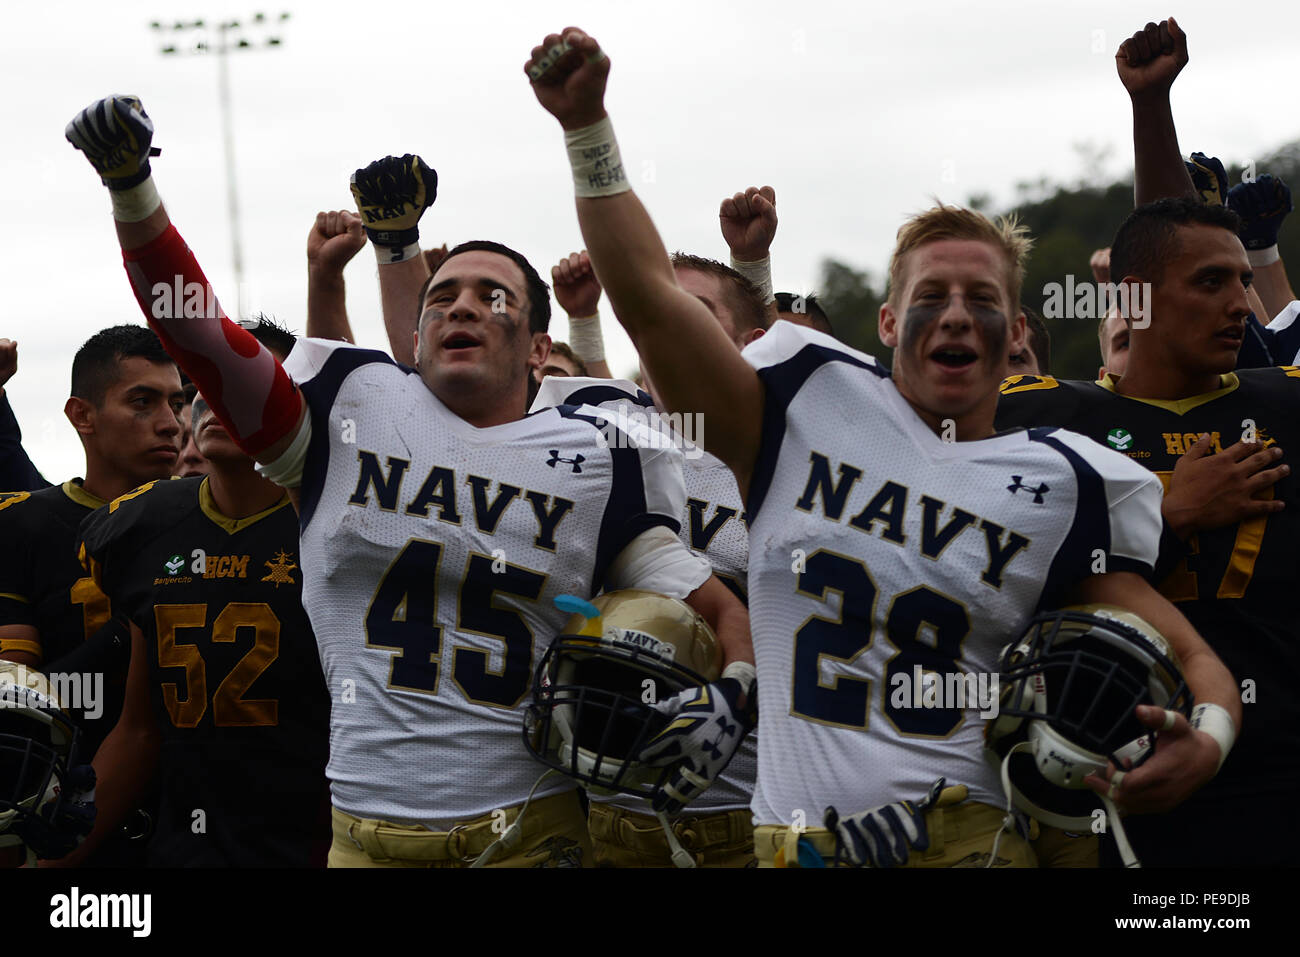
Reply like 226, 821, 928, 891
328, 790, 592, 868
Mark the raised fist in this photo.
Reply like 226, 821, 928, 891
0, 339, 16, 392
1116, 18, 1188, 98
1089, 248, 1111, 285
526, 28, 610, 131
66, 95, 160, 189
349, 154, 437, 248
307, 210, 367, 276
1186, 152, 1228, 206
720, 186, 778, 262
552, 251, 602, 317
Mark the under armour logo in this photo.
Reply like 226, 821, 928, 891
546, 450, 585, 473
1007, 476, 1049, 504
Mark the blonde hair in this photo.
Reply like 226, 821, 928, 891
887, 204, 1033, 310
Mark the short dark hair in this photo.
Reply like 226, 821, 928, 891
1110, 198, 1242, 286
1022, 305, 1051, 374
241, 314, 297, 360
670, 252, 768, 334
775, 291, 835, 337
70, 325, 175, 406
546, 341, 588, 376
419, 240, 551, 335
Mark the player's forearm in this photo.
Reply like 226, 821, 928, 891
114, 203, 170, 251
578, 192, 762, 474
378, 256, 430, 366
684, 575, 754, 668
1251, 258, 1295, 323
306, 267, 355, 343
1131, 93, 1197, 206
117, 209, 303, 458
576, 191, 678, 338
1076, 572, 1240, 725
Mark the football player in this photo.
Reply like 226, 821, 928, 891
995, 20, 1298, 866
527, 26, 1241, 867
532, 241, 769, 867
0, 325, 183, 746
775, 293, 836, 339
51, 319, 331, 867
173, 381, 211, 478
67, 95, 753, 868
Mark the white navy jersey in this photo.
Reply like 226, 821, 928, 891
532, 376, 755, 813
740, 323, 1163, 826
284, 340, 705, 828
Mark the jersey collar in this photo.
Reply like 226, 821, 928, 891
1098, 372, 1240, 415
199, 476, 291, 534
62, 479, 107, 511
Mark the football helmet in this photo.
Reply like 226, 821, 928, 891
0, 663, 96, 860
523, 590, 722, 799
984, 605, 1191, 865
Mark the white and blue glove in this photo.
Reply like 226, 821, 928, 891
824, 777, 946, 867
638, 666, 755, 815
66, 95, 160, 189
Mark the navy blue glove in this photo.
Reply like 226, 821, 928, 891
1186, 152, 1228, 206
350, 154, 438, 249
1228, 174, 1293, 250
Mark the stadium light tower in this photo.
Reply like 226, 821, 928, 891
151, 12, 291, 319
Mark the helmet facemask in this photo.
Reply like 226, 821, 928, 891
524, 591, 722, 799
0, 664, 96, 861
984, 606, 1191, 866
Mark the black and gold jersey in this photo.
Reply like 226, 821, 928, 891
997, 368, 1300, 801
0, 479, 126, 758
80, 476, 330, 866
0, 479, 111, 662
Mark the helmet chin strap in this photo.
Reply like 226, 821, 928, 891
989, 741, 1034, 868
655, 810, 697, 868
1101, 793, 1141, 868
991, 741, 1142, 868
470, 769, 558, 869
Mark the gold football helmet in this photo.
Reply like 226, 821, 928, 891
524, 590, 722, 798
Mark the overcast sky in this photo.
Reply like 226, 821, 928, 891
5, 0, 1298, 481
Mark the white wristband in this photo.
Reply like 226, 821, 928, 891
110, 176, 162, 223
1247, 245, 1281, 267
564, 116, 631, 199
729, 254, 775, 304
722, 660, 757, 695
1190, 702, 1236, 772
567, 312, 605, 363
373, 241, 423, 266
255, 414, 312, 489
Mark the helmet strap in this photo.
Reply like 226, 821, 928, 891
1101, 794, 1141, 868
470, 769, 558, 868
655, 810, 697, 868
989, 741, 1034, 867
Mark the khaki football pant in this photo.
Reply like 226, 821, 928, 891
754, 786, 1036, 868
1032, 824, 1099, 868
587, 802, 756, 867
328, 790, 592, 868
